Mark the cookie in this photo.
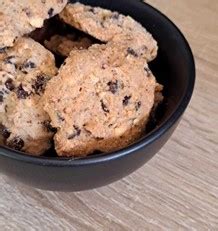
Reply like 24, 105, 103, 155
0, 0, 67, 49
0, 38, 57, 155
59, 2, 158, 61
43, 43, 161, 157
44, 34, 93, 57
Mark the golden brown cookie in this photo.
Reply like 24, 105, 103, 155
44, 34, 93, 57
59, 2, 158, 61
43, 43, 161, 157
0, 0, 68, 49
0, 38, 57, 155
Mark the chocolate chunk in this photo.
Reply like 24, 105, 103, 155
68, 125, 81, 140
16, 84, 29, 99
0, 125, 10, 139
43, 120, 57, 133
5, 78, 15, 91
100, 100, 110, 113
135, 101, 142, 111
123, 95, 131, 106
32, 75, 47, 94
144, 67, 152, 76
127, 48, 138, 57
107, 80, 118, 94
48, 8, 54, 17
7, 137, 24, 151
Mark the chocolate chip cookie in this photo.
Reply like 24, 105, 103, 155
0, 0, 67, 49
59, 2, 158, 61
43, 43, 161, 157
44, 34, 93, 57
0, 38, 57, 155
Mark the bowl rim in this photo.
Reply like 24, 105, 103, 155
0, 1, 195, 166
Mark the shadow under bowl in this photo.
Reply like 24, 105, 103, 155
0, 0, 195, 191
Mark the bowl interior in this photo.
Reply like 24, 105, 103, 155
0, 0, 195, 160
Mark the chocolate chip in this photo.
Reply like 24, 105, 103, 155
123, 95, 131, 106
135, 101, 142, 111
7, 137, 24, 151
0, 125, 10, 139
144, 67, 152, 76
101, 63, 107, 69
32, 75, 47, 94
100, 21, 105, 28
43, 120, 57, 133
5, 78, 15, 91
23, 61, 36, 69
0, 95, 3, 103
100, 100, 110, 113
107, 80, 118, 94
4, 56, 16, 64
48, 8, 54, 17
16, 84, 29, 99
68, 125, 81, 140
57, 112, 65, 122
19, 61, 36, 73
96, 137, 104, 140
127, 48, 138, 57
0, 47, 7, 53
88, 7, 95, 13
23, 7, 32, 17
112, 13, 119, 20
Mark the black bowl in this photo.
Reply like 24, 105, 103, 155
0, 0, 195, 191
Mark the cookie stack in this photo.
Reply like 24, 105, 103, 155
0, 2, 163, 157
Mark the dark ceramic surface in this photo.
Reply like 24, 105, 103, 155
0, 0, 195, 191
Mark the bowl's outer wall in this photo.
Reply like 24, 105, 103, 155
0, 0, 195, 191
0, 121, 179, 191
